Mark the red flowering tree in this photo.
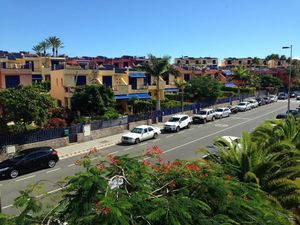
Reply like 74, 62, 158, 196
0, 146, 294, 225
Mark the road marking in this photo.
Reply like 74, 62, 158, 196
140, 142, 148, 146
145, 104, 287, 159
124, 147, 133, 151
68, 164, 75, 167
91, 157, 98, 161
111, 151, 119, 155
15, 175, 36, 182
231, 117, 250, 120
36, 194, 44, 198
152, 138, 160, 142
46, 168, 61, 173
214, 124, 229, 128
2, 204, 13, 210
166, 135, 174, 138
47, 187, 65, 194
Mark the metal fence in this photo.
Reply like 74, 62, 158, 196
0, 94, 255, 148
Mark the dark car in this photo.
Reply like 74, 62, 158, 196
263, 96, 271, 104
256, 98, 266, 106
276, 114, 288, 119
287, 109, 299, 116
228, 105, 238, 114
0, 147, 59, 179
278, 93, 288, 100
290, 92, 296, 98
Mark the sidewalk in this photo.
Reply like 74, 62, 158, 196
57, 123, 165, 159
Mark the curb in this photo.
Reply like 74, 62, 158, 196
58, 141, 120, 160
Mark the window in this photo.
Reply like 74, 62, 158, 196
185, 60, 189, 64
195, 60, 199, 64
263, 61, 267, 65
148, 127, 154, 132
277, 61, 281, 66
212, 60, 216, 64
32, 75, 43, 83
143, 128, 148, 133
238, 60, 242, 64
203, 60, 206, 64
75, 76, 86, 86
123, 62, 129, 68
227, 60, 232, 65
184, 74, 190, 81
247, 60, 251, 64
5, 76, 20, 88
177, 60, 180, 64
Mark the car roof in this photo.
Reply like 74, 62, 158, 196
20, 147, 52, 154
172, 114, 189, 118
135, 125, 152, 129
200, 108, 213, 111
239, 102, 248, 104
216, 107, 227, 110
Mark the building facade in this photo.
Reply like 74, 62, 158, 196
174, 56, 218, 69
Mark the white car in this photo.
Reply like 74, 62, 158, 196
192, 108, 215, 123
236, 102, 251, 111
214, 107, 231, 119
164, 114, 192, 132
296, 95, 300, 100
269, 95, 278, 102
248, 99, 259, 108
121, 125, 161, 144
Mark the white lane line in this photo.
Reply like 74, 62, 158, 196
139, 142, 148, 146
152, 138, 160, 142
68, 164, 75, 167
15, 175, 36, 182
47, 187, 65, 194
124, 147, 133, 151
166, 135, 174, 138
2, 204, 13, 210
111, 151, 119, 155
91, 157, 98, 161
231, 117, 250, 120
36, 194, 44, 198
46, 168, 61, 173
145, 105, 287, 159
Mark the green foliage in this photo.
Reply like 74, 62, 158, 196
260, 74, 283, 88
0, 85, 55, 132
133, 100, 154, 113
102, 107, 120, 120
165, 93, 181, 101
71, 84, 115, 118
266, 54, 280, 60
185, 76, 223, 102
160, 99, 181, 108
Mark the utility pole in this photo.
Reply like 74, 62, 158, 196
282, 45, 293, 111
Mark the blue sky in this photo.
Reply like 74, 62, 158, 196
1, 0, 300, 60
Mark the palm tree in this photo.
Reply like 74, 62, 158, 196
39, 40, 50, 56
47, 36, 64, 57
142, 55, 179, 111
174, 79, 187, 112
32, 44, 43, 56
210, 131, 300, 210
232, 66, 251, 102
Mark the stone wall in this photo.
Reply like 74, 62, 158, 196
18, 137, 69, 151
127, 119, 151, 130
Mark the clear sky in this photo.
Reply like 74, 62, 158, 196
1, 0, 300, 60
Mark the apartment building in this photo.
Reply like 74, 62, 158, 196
220, 57, 288, 69
174, 56, 218, 69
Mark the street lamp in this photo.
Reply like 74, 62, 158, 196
282, 45, 293, 111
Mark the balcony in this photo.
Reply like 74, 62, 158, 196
0, 68, 32, 75
148, 80, 166, 90
113, 85, 131, 95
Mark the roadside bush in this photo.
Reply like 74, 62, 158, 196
45, 118, 67, 128
161, 100, 181, 109
221, 86, 238, 93
102, 107, 120, 120
240, 87, 256, 94
133, 100, 154, 113
165, 93, 181, 101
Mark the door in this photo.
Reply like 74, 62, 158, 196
141, 128, 150, 141
103, 76, 112, 88
5, 75, 20, 88
20, 153, 38, 172
147, 127, 155, 139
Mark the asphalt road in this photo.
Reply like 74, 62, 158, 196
0, 99, 299, 214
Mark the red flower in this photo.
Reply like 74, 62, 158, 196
96, 164, 105, 170
102, 207, 110, 215
168, 181, 176, 188
142, 159, 151, 166
204, 164, 210, 169
225, 175, 232, 180
89, 147, 98, 154
157, 156, 164, 164
173, 160, 181, 166
185, 164, 201, 172
75, 160, 81, 165
110, 159, 118, 165
107, 153, 113, 159
95, 201, 101, 212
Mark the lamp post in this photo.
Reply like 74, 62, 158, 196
282, 45, 293, 111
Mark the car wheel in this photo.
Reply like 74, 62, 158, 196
135, 138, 140, 144
48, 160, 56, 168
153, 133, 158, 139
202, 119, 207, 124
176, 126, 180, 132
187, 123, 191, 129
212, 117, 215, 121
10, 169, 19, 179
220, 115, 222, 119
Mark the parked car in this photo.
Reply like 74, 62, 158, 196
228, 105, 238, 114
164, 114, 192, 132
121, 125, 161, 144
290, 91, 296, 98
263, 96, 272, 104
286, 109, 299, 116
0, 147, 59, 179
256, 98, 266, 106
278, 93, 288, 100
248, 99, 259, 108
276, 114, 288, 119
192, 108, 215, 123
269, 95, 278, 102
214, 107, 231, 119
296, 95, 300, 100
236, 102, 251, 111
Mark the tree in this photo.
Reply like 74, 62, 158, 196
39, 40, 50, 56
280, 55, 287, 60
0, 86, 55, 132
142, 55, 179, 111
32, 44, 43, 56
184, 76, 223, 102
174, 79, 187, 112
47, 36, 64, 57
71, 84, 115, 118
232, 66, 251, 101
251, 57, 260, 66
266, 54, 280, 60
259, 74, 282, 88
0, 147, 295, 224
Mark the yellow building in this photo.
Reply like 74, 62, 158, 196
174, 56, 218, 69
220, 57, 288, 68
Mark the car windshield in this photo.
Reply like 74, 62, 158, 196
169, 117, 180, 122
198, 111, 207, 115
216, 109, 224, 112
238, 103, 246, 106
9, 152, 25, 160
131, 128, 143, 134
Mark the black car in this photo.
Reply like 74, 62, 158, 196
0, 147, 59, 179
228, 105, 238, 114
276, 114, 288, 119
287, 109, 299, 116
256, 98, 265, 106
278, 93, 288, 100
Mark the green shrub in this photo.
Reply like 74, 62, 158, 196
161, 100, 181, 109
102, 107, 120, 120
165, 93, 181, 101
133, 100, 154, 113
